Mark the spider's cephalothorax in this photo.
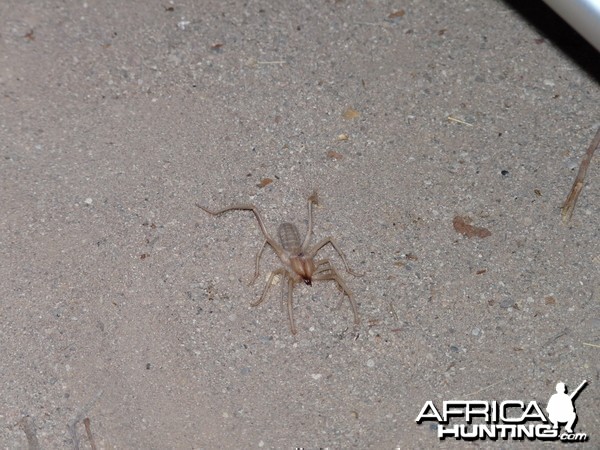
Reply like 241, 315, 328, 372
198, 191, 362, 335
289, 254, 315, 285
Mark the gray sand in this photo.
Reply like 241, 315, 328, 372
1, 0, 598, 447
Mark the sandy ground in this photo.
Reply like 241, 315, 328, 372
1, 0, 599, 448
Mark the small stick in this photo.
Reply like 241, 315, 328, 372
583, 342, 600, 348
67, 390, 103, 450
542, 327, 569, 347
561, 126, 600, 222
83, 418, 98, 450
447, 116, 473, 126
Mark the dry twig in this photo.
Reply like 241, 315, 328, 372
83, 417, 98, 450
561, 127, 600, 222
68, 390, 103, 449
447, 116, 473, 126
582, 342, 600, 349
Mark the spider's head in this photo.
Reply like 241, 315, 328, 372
290, 256, 315, 285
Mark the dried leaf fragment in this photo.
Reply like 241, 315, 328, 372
342, 107, 360, 120
210, 42, 224, 52
388, 10, 405, 19
327, 150, 344, 160
453, 216, 491, 238
336, 133, 349, 141
257, 178, 273, 188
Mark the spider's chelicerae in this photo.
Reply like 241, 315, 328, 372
197, 192, 362, 334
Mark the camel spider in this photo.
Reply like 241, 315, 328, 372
197, 192, 362, 334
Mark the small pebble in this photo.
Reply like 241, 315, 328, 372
366, 359, 375, 368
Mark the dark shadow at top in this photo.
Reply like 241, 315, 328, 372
501, 0, 600, 83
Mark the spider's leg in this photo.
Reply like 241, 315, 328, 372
300, 191, 319, 252
314, 258, 332, 274
312, 264, 359, 325
286, 276, 298, 335
196, 203, 285, 257
249, 239, 268, 285
252, 268, 287, 307
308, 238, 363, 277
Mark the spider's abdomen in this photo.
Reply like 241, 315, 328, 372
278, 222, 302, 254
